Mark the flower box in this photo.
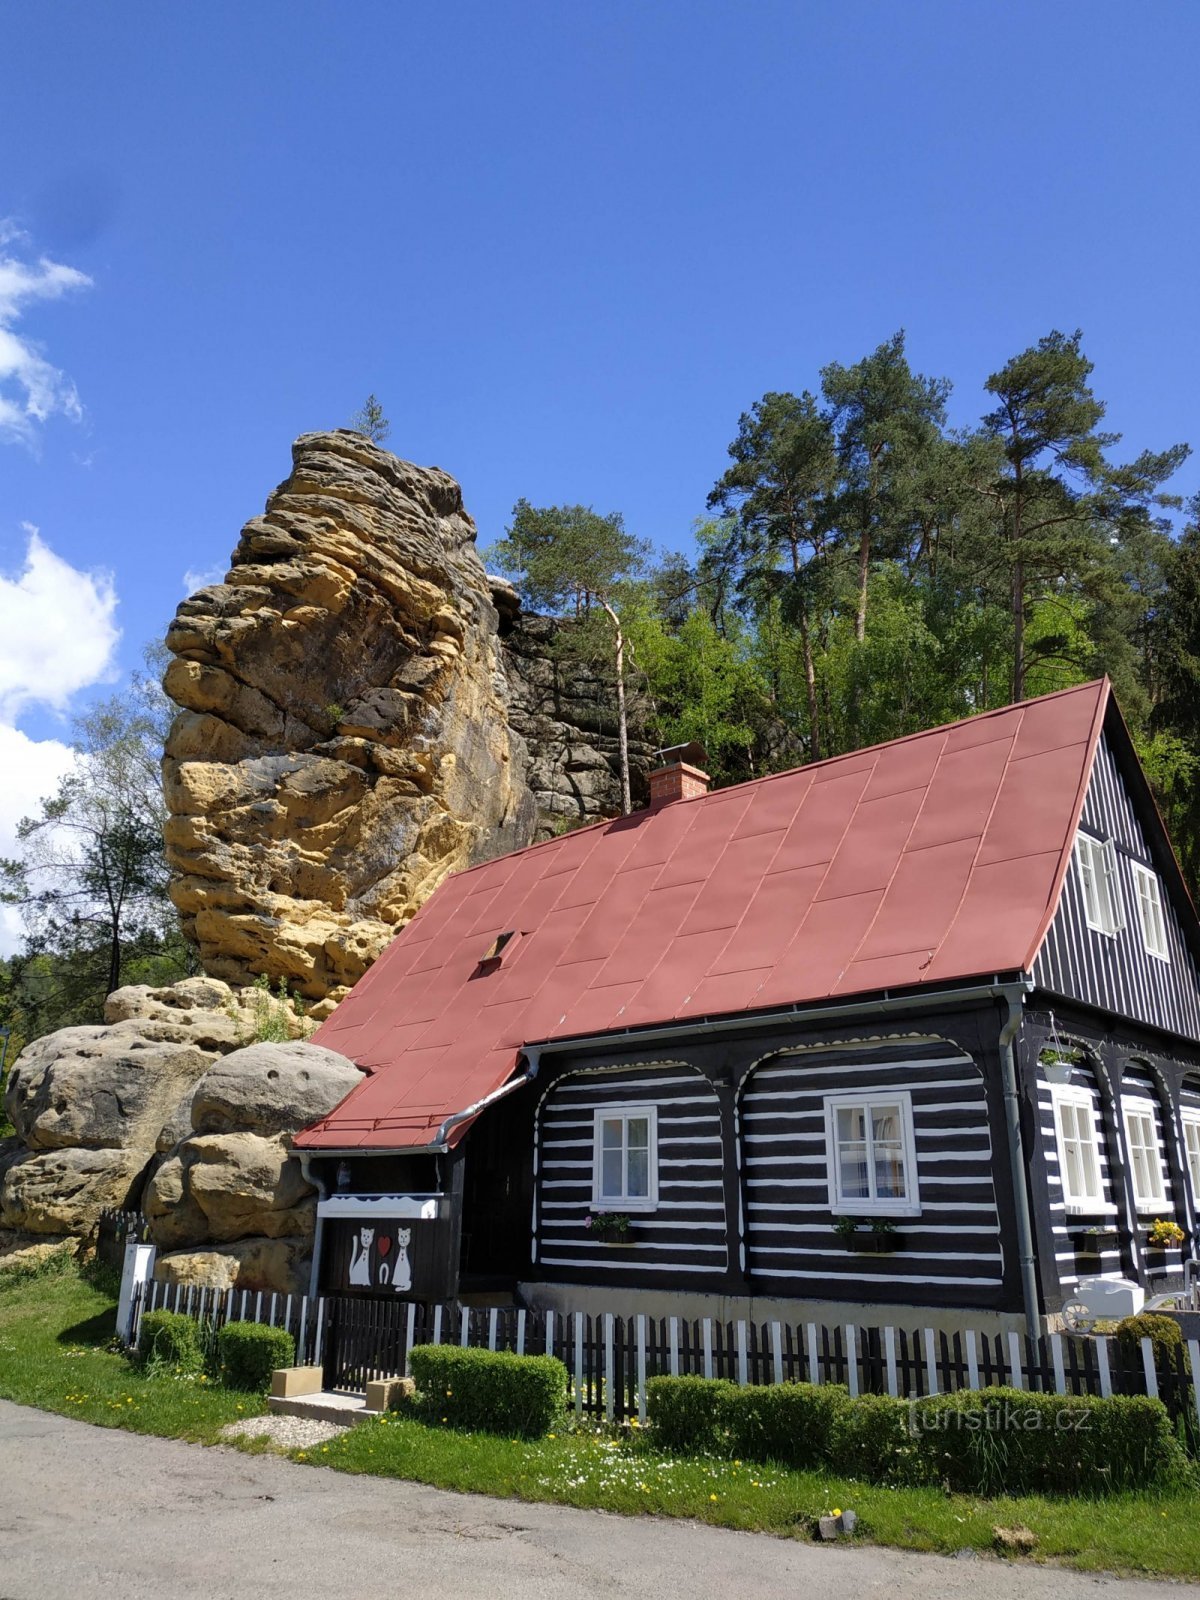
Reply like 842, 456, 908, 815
1072, 1227, 1119, 1255
845, 1231, 903, 1254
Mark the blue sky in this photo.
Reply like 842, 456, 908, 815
1, 0, 1197, 907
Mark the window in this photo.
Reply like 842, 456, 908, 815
592, 1106, 657, 1209
1123, 1101, 1168, 1211
1075, 833, 1125, 935
1051, 1085, 1107, 1211
823, 1092, 919, 1216
1131, 863, 1170, 961
1183, 1112, 1200, 1203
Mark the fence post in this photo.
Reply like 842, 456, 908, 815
884, 1326, 898, 1397
604, 1314, 615, 1421
923, 1327, 937, 1394
1096, 1335, 1112, 1397
314, 1298, 325, 1367
255, 1291, 263, 1325
460, 1306, 471, 1347
1050, 1333, 1066, 1395
702, 1319, 713, 1379
488, 1308, 498, 1352
736, 1321, 748, 1388
1189, 1340, 1200, 1438
269, 1293, 278, 1328
1141, 1336, 1159, 1400
545, 1309, 555, 1359
433, 1305, 443, 1345
845, 1325, 858, 1398
804, 1323, 819, 1384
1006, 1330, 1024, 1389
636, 1315, 647, 1423
669, 1316, 679, 1377
405, 1303, 416, 1374
965, 1329, 979, 1390
299, 1297, 309, 1364
517, 1309, 526, 1356
574, 1312, 584, 1415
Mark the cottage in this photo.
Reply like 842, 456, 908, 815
294, 680, 1200, 1340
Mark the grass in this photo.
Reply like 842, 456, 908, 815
1, 1260, 1198, 1577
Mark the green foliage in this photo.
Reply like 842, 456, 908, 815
216, 1320, 295, 1391
830, 1392, 919, 1483
408, 1343, 567, 1438
722, 1381, 850, 1470
348, 393, 390, 444
909, 1387, 1190, 1496
1116, 1313, 1186, 1369
646, 1375, 737, 1454
242, 973, 302, 1044
136, 1310, 204, 1373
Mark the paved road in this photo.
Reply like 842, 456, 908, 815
0, 1399, 1191, 1600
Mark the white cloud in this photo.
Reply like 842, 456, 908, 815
0, 221, 91, 445
182, 563, 227, 594
0, 526, 120, 721
0, 722, 78, 955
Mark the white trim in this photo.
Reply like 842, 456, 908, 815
1075, 832, 1124, 936
822, 1090, 920, 1217
316, 1194, 440, 1220
1131, 861, 1170, 962
592, 1104, 659, 1211
1123, 1100, 1168, 1212
1182, 1109, 1200, 1203
1049, 1084, 1106, 1211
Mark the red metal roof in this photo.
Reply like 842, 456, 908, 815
297, 679, 1110, 1150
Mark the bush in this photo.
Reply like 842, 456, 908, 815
1116, 1312, 1186, 1369
723, 1381, 850, 1470
909, 1386, 1189, 1495
217, 1320, 295, 1391
136, 1310, 203, 1372
408, 1344, 567, 1438
830, 1392, 919, 1483
647, 1376, 737, 1454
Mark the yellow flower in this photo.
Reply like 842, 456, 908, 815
442, 1416, 448, 1422
709, 1494, 719, 1502
630, 1417, 639, 1428
832, 1508, 842, 1518
548, 1433, 556, 1439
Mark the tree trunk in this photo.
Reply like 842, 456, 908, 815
856, 525, 870, 643
1012, 556, 1025, 703
798, 608, 822, 762
600, 597, 632, 816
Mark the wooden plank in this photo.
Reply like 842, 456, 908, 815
488, 1308, 498, 1352
1189, 1341, 1200, 1438
517, 1309, 526, 1356
314, 1298, 325, 1366
771, 1321, 783, 1387
669, 1316, 679, 1378
636, 1315, 647, 1423
298, 1297, 308, 1364
965, 1329, 979, 1391
604, 1314, 615, 1421
460, 1306, 471, 1347
546, 1309, 556, 1361
884, 1326, 898, 1397
269, 1292, 278, 1327
1141, 1336, 1159, 1400
574, 1312, 584, 1415
702, 1318, 713, 1380
433, 1304, 443, 1345
845, 1325, 859, 1399
1050, 1334, 1066, 1395
1006, 1330, 1023, 1389
405, 1302, 416, 1374
736, 1321, 748, 1389
806, 1323, 820, 1384
923, 1328, 937, 1395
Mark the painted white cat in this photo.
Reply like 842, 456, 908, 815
393, 1227, 412, 1293
348, 1225, 374, 1288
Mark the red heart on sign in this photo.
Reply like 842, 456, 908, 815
378, 1236, 392, 1256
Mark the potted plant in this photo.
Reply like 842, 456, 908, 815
1145, 1217, 1185, 1253
1072, 1223, 1120, 1265
833, 1216, 902, 1254
585, 1211, 634, 1245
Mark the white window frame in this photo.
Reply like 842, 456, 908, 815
823, 1091, 920, 1217
1075, 832, 1125, 936
1181, 1109, 1200, 1206
1131, 861, 1170, 962
592, 1104, 658, 1211
1050, 1084, 1113, 1214
1123, 1099, 1168, 1213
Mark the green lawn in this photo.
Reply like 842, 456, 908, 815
1, 1258, 1197, 1577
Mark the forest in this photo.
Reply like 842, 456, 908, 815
3, 326, 1199, 1071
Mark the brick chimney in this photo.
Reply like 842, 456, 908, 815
648, 742, 710, 809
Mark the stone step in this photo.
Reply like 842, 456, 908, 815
268, 1391, 372, 1426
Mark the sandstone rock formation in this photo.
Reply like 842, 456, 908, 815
162, 431, 537, 1012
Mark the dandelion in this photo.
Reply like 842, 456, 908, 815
832, 1508, 842, 1518
548, 1433, 556, 1439
709, 1494, 719, 1503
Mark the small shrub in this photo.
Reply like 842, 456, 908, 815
137, 1310, 203, 1372
647, 1376, 737, 1454
909, 1385, 1189, 1495
217, 1320, 295, 1391
408, 1344, 567, 1438
830, 1391, 919, 1483
722, 1381, 850, 1470
1116, 1312, 1185, 1368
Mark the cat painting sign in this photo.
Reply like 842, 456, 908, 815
316, 1195, 458, 1300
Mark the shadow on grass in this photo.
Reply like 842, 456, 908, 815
57, 1306, 118, 1347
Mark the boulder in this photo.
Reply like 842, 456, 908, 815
0, 1147, 149, 1234
0, 1229, 84, 1272
189, 1040, 363, 1138
146, 1133, 314, 1245
154, 1235, 311, 1296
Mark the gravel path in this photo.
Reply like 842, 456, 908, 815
220, 1413, 350, 1450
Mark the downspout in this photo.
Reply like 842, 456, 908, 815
297, 1151, 328, 1302
435, 1045, 543, 1148
998, 982, 1041, 1343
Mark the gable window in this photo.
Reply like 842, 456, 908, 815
1123, 1101, 1168, 1212
1131, 863, 1170, 961
1050, 1085, 1106, 1211
592, 1106, 657, 1210
823, 1092, 919, 1216
1183, 1112, 1200, 1203
1076, 833, 1125, 936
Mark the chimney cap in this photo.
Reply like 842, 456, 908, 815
652, 740, 708, 770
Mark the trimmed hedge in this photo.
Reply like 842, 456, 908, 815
646, 1375, 1190, 1494
909, 1386, 1190, 1495
1116, 1313, 1187, 1369
217, 1320, 295, 1391
136, 1310, 203, 1372
408, 1344, 567, 1438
